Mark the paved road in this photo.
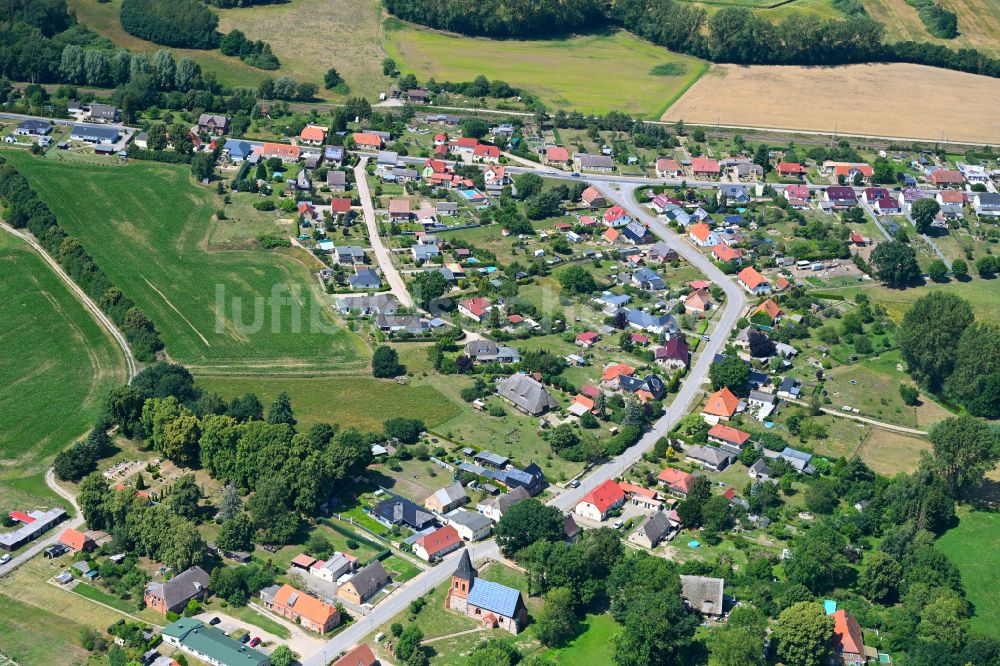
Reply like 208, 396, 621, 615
354, 156, 414, 308
0, 471, 83, 579
300, 540, 499, 666
1, 221, 138, 379
547, 183, 748, 511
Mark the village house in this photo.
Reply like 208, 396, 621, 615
575, 331, 601, 348
333, 245, 366, 265
144, 566, 210, 615
974, 192, 1000, 217
544, 146, 571, 165
222, 138, 253, 162
388, 198, 411, 223
718, 184, 751, 205
930, 168, 964, 188
473, 144, 501, 164
686, 444, 735, 471
15, 120, 52, 136
575, 479, 625, 522
824, 161, 873, 182
655, 336, 690, 370
784, 184, 811, 207
832, 609, 871, 665
446, 551, 528, 634
685, 288, 713, 315
331, 644, 377, 666
338, 560, 390, 605
937, 190, 965, 217
260, 142, 301, 162
0, 508, 65, 552
657, 467, 696, 497
425, 482, 469, 514
353, 132, 383, 151
823, 186, 858, 208
374, 493, 436, 530
708, 424, 751, 453
655, 157, 683, 178
680, 575, 725, 617
777, 162, 807, 178
348, 269, 380, 291
458, 296, 492, 323
413, 525, 463, 562
576, 154, 614, 173
689, 222, 720, 248
477, 486, 530, 523
754, 298, 784, 321
496, 373, 558, 415
737, 266, 771, 295
580, 186, 606, 208
648, 241, 679, 263
58, 528, 94, 553
464, 339, 520, 364
89, 103, 120, 122
629, 511, 674, 549
327, 170, 348, 191
446, 510, 493, 541
162, 618, 268, 666
626, 309, 677, 336
703, 387, 741, 421
309, 552, 358, 582
632, 267, 665, 290
197, 113, 228, 135
712, 243, 743, 265
261, 584, 340, 633
691, 157, 721, 178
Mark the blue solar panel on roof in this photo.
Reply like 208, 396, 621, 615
466, 579, 520, 618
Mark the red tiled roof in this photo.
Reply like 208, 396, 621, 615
656, 158, 681, 172
777, 162, 807, 174
657, 467, 695, 494
832, 609, 866, 657
273, 584, 338, 627
786, 184, 810, 198
292, 554, 318, 568
452, 137, 479, 149
59, 528, 89, 551
834, 164, 873, 178
416, 525, 461, 557
738, 266, 768, 289
713, 244, 742, 262
691, 157, 720, 173
708, 424, 750, 446
604, 205, 627, 223
331, 644, 377, 666
931, 169, 964, 184
689, 223, 713, 242
754, 299, 783, 319
704, 387, 740, 417
619, 483, 657, 499
261, 142, 300, 159
601, 363, 634, 381
300, 125, 327, 142
939, 190, 965, 203
579, 480, 624, 513
353, 132, 382, 147
775, 277, 791, 290
580, 384, 600, 398
572, 395, 595, 412
330, 198, 352, 213
388, 199, 410, 214
547, 146, 570, 162
603, 227, 620, 242
460, 297, 491, 317
474, 144, 500, 158
576, 331, 600, 344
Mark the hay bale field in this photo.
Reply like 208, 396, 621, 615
663, 63, 1000, 144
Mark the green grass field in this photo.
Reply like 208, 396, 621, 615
195, 375, 459, 433
386, 26, 708, 117
68, 0, 270, 89
846, 279, 1000, 323
539, 612, 620, 664
0, 595, 93, 665
2, 152, 368, 374
937, 509, 1000, 638
0, 231, 125, 515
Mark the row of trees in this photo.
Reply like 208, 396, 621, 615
382, 0, 605, 38
0, 158, 164, 360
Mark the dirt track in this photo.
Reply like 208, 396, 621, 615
663, 63, 1000, 144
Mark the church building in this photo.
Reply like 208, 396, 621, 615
445, 551, 528, 634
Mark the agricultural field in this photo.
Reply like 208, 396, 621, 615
196, 375, 460, 434
680, 0, 847, 20
938, 509, 1000, 638
1, 152, 369, 374
68, 0, 268, 89
385, 25, 708, 118
663, 63, 1000, 144
0, 231, 126, 516
864, 0, 1000, 57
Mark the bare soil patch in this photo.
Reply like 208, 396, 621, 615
663, 63, 1000, 144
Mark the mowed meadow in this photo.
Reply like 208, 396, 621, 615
385, 25, 708, 117
0, 231, 125, 514
2, 152, 369, 374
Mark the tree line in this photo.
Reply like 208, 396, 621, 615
384, 0, 1000, 79
0, 157, 164, 360
120, 0, 220, 50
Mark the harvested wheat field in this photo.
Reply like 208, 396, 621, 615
663, 63, 1000, 144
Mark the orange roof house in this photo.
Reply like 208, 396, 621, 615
575, 480, 625, 521
931, 169, 964, 186
685, 288, 712, 314
657, 467, 696, 496
260, 142, 301, 161
268, 584, 340, 633
691, 157, 721, 175
831, 609, 867, 664
546, 146, 571, 163
601, 363, 635, 383
332, 644, 377, 666
708, 424, 751, 448
413, 525, 462, 562
59, 528, 93, 552
690, 223, 711, 241
777, 162, 807, 176
737, 266, 770, 294
603, 227, 621, 243
774, 276, 791, 292
300, 125, 328, 144
754, 298, 784, 320
703, 387, 740, 420
352, 132, 383, 149
712, 243, 743, 263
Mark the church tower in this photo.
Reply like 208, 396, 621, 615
448, 550, 477, 604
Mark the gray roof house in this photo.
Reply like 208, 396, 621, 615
577, 154, 615, 172
749, 459, 773, 481
631, 267, 665, 291
327, 170, 347, 190
474, 451, 509, 468
436, 201, 459, 216
496, 373, 559, 415
446, 509, 493, 541
70, 124, 120, 144
88, 103, 119, 122
477, 486, 531, 522
464, 340, 520, 364
376, 150, 399, 167
425, 482, 469, 514
680, 575, 725, 617
780, 447, 815, 474
377, 314, 429, 335
15, 120, 52, 136
334, 245, 366, 265
629, 511, 674, 549
718, 184, 750, 205
197, 113, 228, 134
144, 566, 210, 614
684, 444, 735, 471
626, 309, 677, 336
340, 560, 390, 603
348, 269, 381, 290
223, 139, 253, 161
412, 243, 441, 261
324, 145, 345, 164
336, 293, 398, 316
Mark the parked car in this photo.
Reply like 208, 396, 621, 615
239, 634, 251, 644
249, 637, 261, 647
613, 519, 624, 529
0, 553, 11, 565
569, 479, 580, 488
208, 617, 221, 626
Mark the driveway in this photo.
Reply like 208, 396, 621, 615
195, 609, 323, 658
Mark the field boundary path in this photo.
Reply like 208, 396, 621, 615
354, 156, 414, 308
0, 221, 138, 379
786, 398, 928, 435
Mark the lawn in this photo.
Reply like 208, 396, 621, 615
383, 555, 422, 583
68, 0, 270, 89
0, 231, 126, 516
70, 581, 158, 621
196, 375, 459, 434
844, 278, 1000, 323
938, 509, 1000, 638
386, 26, 708, 118
539, 612, 620, 664
0, 595, 94, 666
2, 152, 369, 374
208, 601, 292, 640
